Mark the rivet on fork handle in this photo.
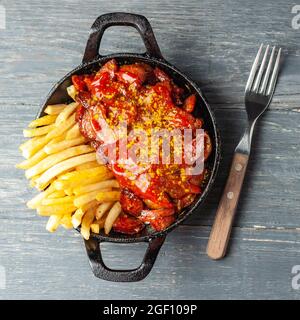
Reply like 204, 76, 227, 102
206, 153, 249, 260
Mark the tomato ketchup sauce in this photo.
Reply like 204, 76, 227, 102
72, 59, 212, 234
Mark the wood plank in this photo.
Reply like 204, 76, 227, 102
0, 221, 300, 299
0, 0, 299, 109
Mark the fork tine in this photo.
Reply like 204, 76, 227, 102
259, 46, 276, 94
253, 45, 269, 92
245, 43, 263, 92
266, 48, 282, 96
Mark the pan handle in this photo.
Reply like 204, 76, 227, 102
82, 12, 163, 63
84, 235, 166, 282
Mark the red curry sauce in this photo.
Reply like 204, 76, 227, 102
72, 59, 212, 234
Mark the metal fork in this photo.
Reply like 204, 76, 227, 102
206, 44, 282, 260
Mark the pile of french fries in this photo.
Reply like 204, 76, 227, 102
16, 85, 122, 240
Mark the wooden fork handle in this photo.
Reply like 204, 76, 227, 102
206, 152, 249, 260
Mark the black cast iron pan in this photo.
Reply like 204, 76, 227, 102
38, 12, 221, 282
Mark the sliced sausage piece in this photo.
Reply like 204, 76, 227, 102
120, 188, 144, 217
119, 63, 153, 84
96, 59, 118, 78
139, 209, 176, 232
183, 94, 196, 113
113, 214, 145, 234
175, 194, 196, 211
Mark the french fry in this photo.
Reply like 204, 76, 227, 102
41, 196, 74, 206
19, 136, 40, 152
59, 166, 107, 181
60, 213, 73, 229
82, 200, 100, 211
96, 217, 106, 229
74, 188, 111, 208
67, 85, 77, 100
29, 175, 41, 188
46, 133, 66, 145
44, 136, 86, 154
65, 123, 81, 140
64, 188, 73, 196
55, 167, 109, 188
37, 203, 76, 216
16, 149, 48, 170
81, 208, 95, 240
75, 160, 99, 171
17, 85, 124, 238
53, 172, 114, 190
26, 184, 56, 209
71, 208, 85, 228
21, 135, 51, 159
25, 145, 93, 179
104, 202, 122, 234
28, 115, 57, 128
73, 180, 119, 196
55, 102, 78, 126
44, 104, 67, 115
46, 215, 62, 232
96, 190, 121, 202
35, 152, 97, 190
47, 190, 66, 198
96, 202, 114, 220
90, 216, 106, 234
90, 223, 100, 234
46, 112, 76, 140
23, 124, 55, 137
52, 180, 68, 190
83, 172, 114, 185
71, 200, 99, 228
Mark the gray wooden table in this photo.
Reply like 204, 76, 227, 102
0, 0, 299, 299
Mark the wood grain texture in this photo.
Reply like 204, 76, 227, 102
207, 153, 249, 260
0, 0, 299, 109
0, 0, 299, 299
1, 221, 300, 300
